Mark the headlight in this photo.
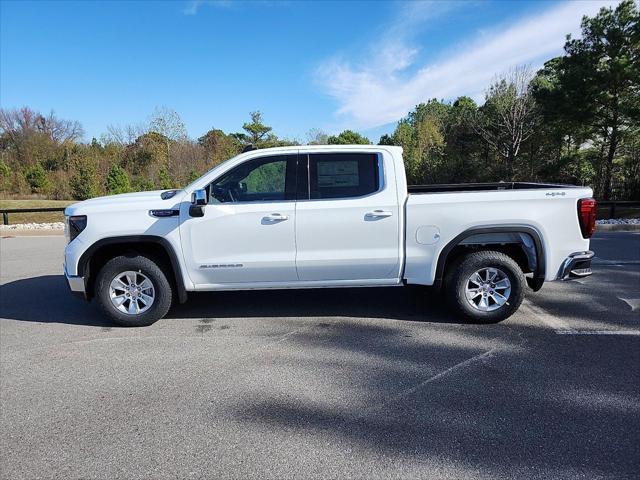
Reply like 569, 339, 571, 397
67, 215, 87, 243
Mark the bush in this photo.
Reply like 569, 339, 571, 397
132, 176, 155, 192
69, 159, 99, 200
48, 170, 72, 200
24, 162, 50, 194
0, 159, 11, 193
187, 168, 200, 184
106, 164, 131, 195
0, 159, 10, 178
10, 172, 30, 195
157, 167, 173, 189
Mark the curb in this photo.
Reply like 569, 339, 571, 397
1, 225, 638, 237
1, 229, 64, 238
596, 224, 640, 232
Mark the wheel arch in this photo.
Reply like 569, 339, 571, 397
78, 235, 188, 303
435, 225, 546, 291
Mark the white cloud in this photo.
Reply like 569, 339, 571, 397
183, 0, 286, 15
317, 1, 618, 130
183, 0, 233, 15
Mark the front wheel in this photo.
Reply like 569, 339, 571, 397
95, 255, 173, 327
445, 251, 525, 323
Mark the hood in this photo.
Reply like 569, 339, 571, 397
65, 190, 186, 215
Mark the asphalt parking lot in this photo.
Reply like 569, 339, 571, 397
1, 232, 638, 479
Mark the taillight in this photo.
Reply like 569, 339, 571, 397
578, 198, 597, 238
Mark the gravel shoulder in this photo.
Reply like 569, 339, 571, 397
1, 218, 639, 237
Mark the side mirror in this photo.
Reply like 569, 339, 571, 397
189, 189, 207, 217
191, 189, 208, 206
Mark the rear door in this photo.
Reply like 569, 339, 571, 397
295, 151, 401, 282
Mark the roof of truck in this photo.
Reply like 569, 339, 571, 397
242, 144, 402, 154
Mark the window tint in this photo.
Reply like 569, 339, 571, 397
309, 153, 379, 199
209, 155, 296, 203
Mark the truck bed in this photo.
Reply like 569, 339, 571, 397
403, 183, 593, 286
408, 182, 580, 194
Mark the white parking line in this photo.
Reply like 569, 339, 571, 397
355, 347, 500, 418
592, 259, 640, 265
521, 301, 576, 333
556, 330, 640, 336
619, 298, 640, 312
522, 301, 640, 336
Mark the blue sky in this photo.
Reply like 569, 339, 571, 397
0, 0, 617, 143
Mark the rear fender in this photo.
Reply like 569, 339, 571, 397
435, 226, 546, 291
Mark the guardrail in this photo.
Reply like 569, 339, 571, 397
1, 207, 66, 225
598, 201, 640, 219
1, 199, 638, 225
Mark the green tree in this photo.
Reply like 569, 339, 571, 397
10, 171, 30, 196
69, 158, 99, 200
445, 96, 481, 182
157, 166, 173, 189
0, 158, 11, 192
24, 162, 50, 194
327, 130, 370, 145
106, 164, 131, 195
0, 158, 10, 178
378, 134, 395, 145
187, 168, 200, 184
132, 177, 155, 192
382, 100, 450, 184
240, 111, 273, 147
534, 0, 640, 198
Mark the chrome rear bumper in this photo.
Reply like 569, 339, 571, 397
558, 251, 594, 280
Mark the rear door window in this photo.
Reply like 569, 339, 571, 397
308, 153, 380, 200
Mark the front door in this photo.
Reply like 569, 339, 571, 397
181, 154, 298, 287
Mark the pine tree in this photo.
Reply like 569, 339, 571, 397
106, 164, 131, 195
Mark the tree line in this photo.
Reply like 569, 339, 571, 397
0, 1, 637, 201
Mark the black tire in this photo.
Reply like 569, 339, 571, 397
445, 250, 525, 323
95, 255, 173, 327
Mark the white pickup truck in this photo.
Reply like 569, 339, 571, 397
64, 145, 596, 326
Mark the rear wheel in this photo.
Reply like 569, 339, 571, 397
445, 250, 525, 323
95, 255, 173, 327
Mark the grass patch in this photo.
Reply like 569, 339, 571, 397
0, 199, 74, 224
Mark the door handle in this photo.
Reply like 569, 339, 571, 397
263, 213, 289, 222
365, 210, 393, 219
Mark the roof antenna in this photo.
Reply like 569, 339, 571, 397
242, 144, 257, 153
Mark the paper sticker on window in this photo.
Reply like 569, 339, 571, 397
317, 160, 359, 187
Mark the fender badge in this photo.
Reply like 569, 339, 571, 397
150, 209, 179, 217
199, 264, 243, 269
